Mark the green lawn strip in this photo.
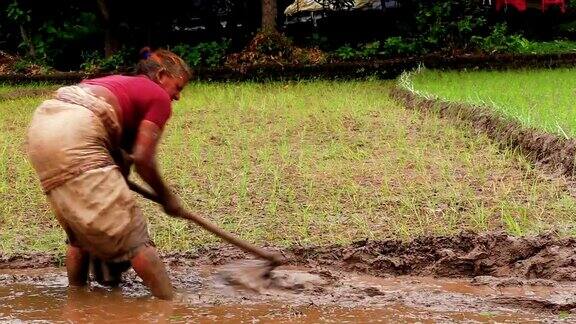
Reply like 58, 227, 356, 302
1, 81, 576, 256
0, 83, 60, 101
517, 40, 576, 55
404, 68, 576, 137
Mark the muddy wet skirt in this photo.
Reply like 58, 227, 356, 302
26, 85, 150, 262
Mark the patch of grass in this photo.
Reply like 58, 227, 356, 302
0, 83, 59, 102
0, 92, 63, 255
558, 310, 571, 320
405, 68, 576, 137
1, 81, 576, 255
517, 40, 576, 55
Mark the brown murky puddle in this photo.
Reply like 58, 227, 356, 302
1, 265, 574, 323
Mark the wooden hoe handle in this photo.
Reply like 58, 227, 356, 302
127, 181, 282, 265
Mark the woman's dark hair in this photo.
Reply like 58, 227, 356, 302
136, 47, 192, 82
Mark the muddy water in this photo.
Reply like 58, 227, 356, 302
0, 265, 573, 323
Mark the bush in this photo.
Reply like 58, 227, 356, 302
225, 32, 327, 68
360, 41, 380, 58
517, 40, 576, 54
472, 23, 528, 54
412, 0, 489, 52
172, 39, 230, 68
333, 41, 382, 60
8, 57, 51, 75
6, 1, 99, 67
381, 37, 422, 56
334, 44, 359, 60
80, 48, 133, 73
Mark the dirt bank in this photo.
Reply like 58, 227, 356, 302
390, 86, 576, 180
3, 232, 576, 281
288, 231, 576, 281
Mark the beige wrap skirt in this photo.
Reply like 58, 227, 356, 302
26, 86, 150, 262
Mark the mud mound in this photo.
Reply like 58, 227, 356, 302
2, 232, 575, 281
165, 232, 576, 281
0, 51, 52, 75
0, 51, 15, 75
0, 253, 60, 269
288, 232, 576, 281
390, 86, 576, 179
225, 32, 326, 71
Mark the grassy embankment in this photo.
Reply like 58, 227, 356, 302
1, 81, 575, 256
405, 68, 576, 137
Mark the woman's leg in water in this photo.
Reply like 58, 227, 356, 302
130, 245, 174, 300
66, 245, 89, 286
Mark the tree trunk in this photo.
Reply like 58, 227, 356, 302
261, 0, 277, 32
96, 0, 119, 57
19, 25, 36, 58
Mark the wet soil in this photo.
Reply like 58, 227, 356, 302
2, 232, 576, 321
0, 266, 569, 322
1, 264, 575, 322
4, 232, 576, 281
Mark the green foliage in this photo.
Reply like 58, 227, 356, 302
12, 59, 33, 73
381, 37, 422, 56
472, 23, 528, 53
79, 51, 100, 73
471, 23, 576, 54
172, 40, 230, 68
556, 20, 576, 36
361, 41, 380, 57
517, 40, 576, 54
5, 1, 98, 65
333, 41, 382, 60
10, 57, 51, 75
80, 48, 133, 73
334, 44, 358, 60
6, 1, 30, 24
413, 0, 489, 51
333, 36, 422, 61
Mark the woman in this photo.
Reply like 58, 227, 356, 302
26, 48, 191, 300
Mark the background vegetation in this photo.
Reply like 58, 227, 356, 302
2, 0, 576, 73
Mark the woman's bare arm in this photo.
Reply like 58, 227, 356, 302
131, 120, 182, 215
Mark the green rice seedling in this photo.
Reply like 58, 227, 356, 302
2, 81, 576, 256
405, 68, 576, 137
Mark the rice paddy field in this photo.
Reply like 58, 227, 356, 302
405, 68, 576, 137
2, 80, 576, 256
